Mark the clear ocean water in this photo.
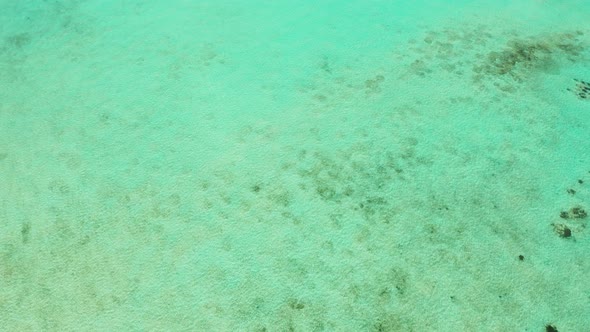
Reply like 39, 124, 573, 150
1, 1, 589, 331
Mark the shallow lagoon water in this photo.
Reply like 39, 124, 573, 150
1, 1, 589, 331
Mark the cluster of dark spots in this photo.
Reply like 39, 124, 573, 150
478, 39, 551, 78
473, 31, 585, 91
564, 176, 587, 197
357, 196, 388, 216
402, 24, 492, 77
518, 254, 524, 261
567, 78, 590, 99
402, 25, 585, 95
552, 223, 572, 238
553, 207, 587, 239
545, 324, 559, 332
4, 32, 31, 50
408, 59, 432, 77
553, 174, 589, 238
287, 298, 305, 310
365, 75, 385, 94
559, 206, 587, 219
298, 146, 415, 209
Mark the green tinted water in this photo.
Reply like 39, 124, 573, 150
1, 1, 589, 330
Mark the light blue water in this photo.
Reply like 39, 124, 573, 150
1, 1, 589, 331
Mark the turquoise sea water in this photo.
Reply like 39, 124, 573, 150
1, 1, 589, 331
